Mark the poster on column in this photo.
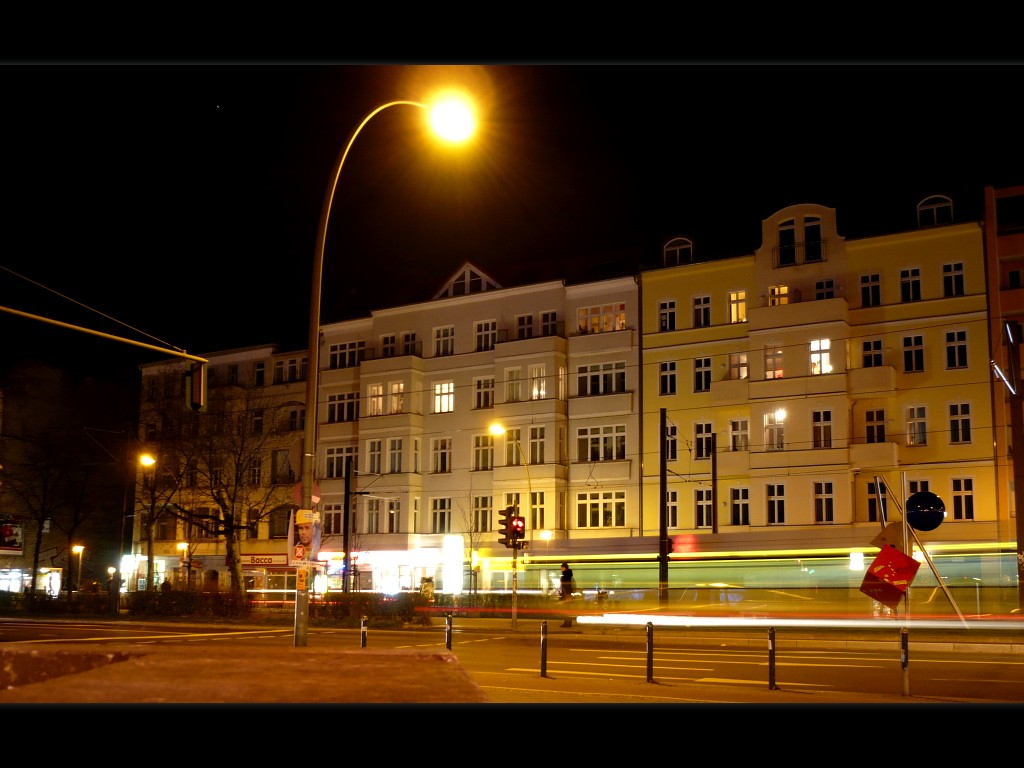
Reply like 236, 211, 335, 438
1, 521, 23, 555
288, 508, 322, 567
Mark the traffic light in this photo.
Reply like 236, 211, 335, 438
511, 514, 526, 548
497, 506, 514, 549
187, 361, 207, 411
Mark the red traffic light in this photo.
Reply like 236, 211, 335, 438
511, 515, 525, 539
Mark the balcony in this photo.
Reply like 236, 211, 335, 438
850, 441, 899, 470
848, 365, 897, 397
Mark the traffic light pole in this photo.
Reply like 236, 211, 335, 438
512, 538, 518, 629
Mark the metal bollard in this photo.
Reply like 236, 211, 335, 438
360, 615, 368, 648
900, 626, 910, 697
768, 627, 779, 690
540, 620, 548, 678
446, 612, 453, 650
646, 622, 654, 683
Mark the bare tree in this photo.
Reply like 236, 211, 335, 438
164, 384, 297, 595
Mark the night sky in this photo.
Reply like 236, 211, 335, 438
2, 62, 1022, 379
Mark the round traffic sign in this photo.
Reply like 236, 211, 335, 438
905, 491, 945, 531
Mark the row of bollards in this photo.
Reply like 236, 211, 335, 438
356, 614, 911, 697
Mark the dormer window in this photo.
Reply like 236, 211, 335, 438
663, 237, 694, 267
917, 195, 953, 227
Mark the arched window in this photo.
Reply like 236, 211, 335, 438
663, 237, 693, 267
917, 195, 953, 227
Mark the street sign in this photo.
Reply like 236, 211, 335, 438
860, 545, 921, 609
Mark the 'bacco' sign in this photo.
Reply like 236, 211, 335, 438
238, 554, 288, 566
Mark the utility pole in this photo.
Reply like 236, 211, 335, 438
659, 408, 669, 606
344, 456, 352, 593
1004, 322, 1024, 611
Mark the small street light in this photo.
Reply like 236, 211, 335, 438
71, 544, 84, 592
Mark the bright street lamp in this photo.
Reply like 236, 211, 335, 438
71, 544, 84, 592
297, 92, 477, 647
489, 422, 531, 629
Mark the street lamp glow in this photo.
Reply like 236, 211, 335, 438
428, 92, 475, 143
139, 453, 155, 467
298, 91, 478, 647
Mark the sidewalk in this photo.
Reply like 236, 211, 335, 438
0, 614, 1020, 704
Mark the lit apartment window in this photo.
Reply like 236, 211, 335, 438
764, 410, 785, 451
765, 346, 784, 379
729, 291, 747, 323
728, 352, 748, 380
433, 381, 454, 413
768, 285, 789, 306
389, 382, 404, 414
367, 383, 384, 416
530, 364, 546, 400
577, 303, 626, 334
810, 339, 832, 375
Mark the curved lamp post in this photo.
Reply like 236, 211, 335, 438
489, 422, 531, 629
296, 94, 476, 647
